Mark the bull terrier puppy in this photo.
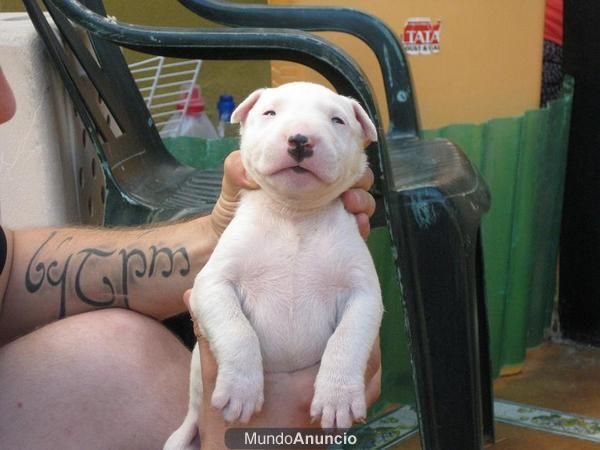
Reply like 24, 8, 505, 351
164, 82, 383, 449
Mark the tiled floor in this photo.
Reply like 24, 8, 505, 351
392, 341, 600, 449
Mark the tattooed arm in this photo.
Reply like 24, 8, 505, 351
0, 152, 257, 345
0, 221, 206, 344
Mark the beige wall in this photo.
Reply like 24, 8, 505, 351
270, 0, 545, 130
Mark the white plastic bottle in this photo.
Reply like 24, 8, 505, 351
161, 86, 218, 139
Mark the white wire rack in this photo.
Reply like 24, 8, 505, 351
128, 56, 203, 137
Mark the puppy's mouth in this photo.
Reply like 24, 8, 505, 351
270, 164, 326, 183
291, 166, 310, 174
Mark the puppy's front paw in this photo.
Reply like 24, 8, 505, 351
212, 365, 264, 424
310, 377, 366, 429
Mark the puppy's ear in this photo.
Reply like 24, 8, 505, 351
350, 99, 378, 145
231, 88, 265, 124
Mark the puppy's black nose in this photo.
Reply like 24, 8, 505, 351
288, 134, 313, 162
288, 134, 309, 148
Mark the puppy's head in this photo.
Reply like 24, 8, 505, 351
232, 82, 377, 210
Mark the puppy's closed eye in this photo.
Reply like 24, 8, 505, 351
264, 110, 277, 116
332, 117, 345, 125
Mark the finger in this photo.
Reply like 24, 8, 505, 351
342, 189, 376, 218
356, 213, 371, 240
222, 151, 258, 201
199, 337, 219, 389
182, 290, 203, 339
211, 152, 258, 237
364, 338, 382, 407
365, 365, 382, 407
182, 289, 192, 312
0, 67, 16, 124
352, 167, 375, 191
364, 337, 382, 382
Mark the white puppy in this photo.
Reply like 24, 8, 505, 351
164, 82, 383, 449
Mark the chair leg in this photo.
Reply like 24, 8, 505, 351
391, 196, 487, 450
476, 234, 496, 444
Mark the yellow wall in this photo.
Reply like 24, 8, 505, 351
270, 0, 545, 129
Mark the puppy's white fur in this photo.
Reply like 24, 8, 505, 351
164, 82, 383, 449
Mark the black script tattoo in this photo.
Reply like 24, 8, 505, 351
118, 248, 147, 309
25, 232, 191, 318
75, 248, 117, 308
25, 232, 57, 293
46, 254, 73, 319
149, 246, 191, 277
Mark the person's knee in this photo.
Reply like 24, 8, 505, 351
0, 309, 192, 449
36, 308, 192, 409
55, 308, 174, 347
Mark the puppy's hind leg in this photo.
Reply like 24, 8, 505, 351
164, 344, 203, 450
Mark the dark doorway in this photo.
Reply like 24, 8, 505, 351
559, 0, 600, 345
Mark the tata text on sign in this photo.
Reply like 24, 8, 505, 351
402, 17, 442, 55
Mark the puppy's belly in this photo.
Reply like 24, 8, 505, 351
239, 278, 339, 373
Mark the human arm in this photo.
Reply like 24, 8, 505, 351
0, 152, 256, 345
0, 218, 213, 345
0, 66, 16, 124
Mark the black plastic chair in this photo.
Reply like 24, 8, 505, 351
179, 2, 495, 449
23, 1, 493, 449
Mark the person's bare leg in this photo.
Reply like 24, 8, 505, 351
0, 309, 191, 450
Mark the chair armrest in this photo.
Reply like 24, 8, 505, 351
389, 138, 490, 208
179, 0, 419, 138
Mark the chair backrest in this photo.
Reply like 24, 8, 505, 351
23, 0, 189, 209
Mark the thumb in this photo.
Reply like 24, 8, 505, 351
183, 289, 192, 314
211, 151, 258, 237
220, 151, 258, 202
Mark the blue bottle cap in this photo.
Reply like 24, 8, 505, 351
217, 95, 236, 121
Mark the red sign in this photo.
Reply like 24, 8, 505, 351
402, 18, 442, 55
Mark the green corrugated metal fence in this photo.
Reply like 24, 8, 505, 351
422, 77, 573, 376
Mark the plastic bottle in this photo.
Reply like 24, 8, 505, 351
161, 86, 218, 139
216, 95, 237, 138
